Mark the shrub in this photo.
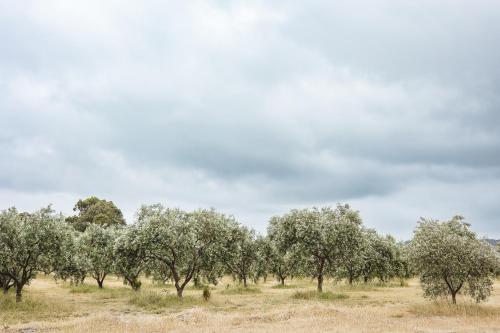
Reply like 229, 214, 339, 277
202, 286, 211, 301
128, 291, 199, 310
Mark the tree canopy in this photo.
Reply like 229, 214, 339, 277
66, 196, 125, 232
1, 201, 498, 306
137, 205, 234, 297
409, 216, 499, 304
0, 206, 66, 301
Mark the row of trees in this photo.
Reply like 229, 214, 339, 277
1, 198, 499, 304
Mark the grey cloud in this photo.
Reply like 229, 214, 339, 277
1, 0, 499, 238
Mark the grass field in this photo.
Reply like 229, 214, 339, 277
1, 276, 500, 333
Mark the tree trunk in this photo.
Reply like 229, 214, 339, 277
129, 278, 141, 291
451, 291, 457, 304
243, 277, 247, 288
317, 258, 325, 292
281, 277, 285, 286
3, 287, 9, 295
348, 276, 353, 285
176, 287, 184, 298
97, 279, 104, 288
15, 285, 23, 303
317, 274, 323, 292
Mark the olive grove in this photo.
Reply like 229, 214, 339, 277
1, 202, 498, 304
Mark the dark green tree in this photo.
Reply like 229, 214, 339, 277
66, 196, 125, 232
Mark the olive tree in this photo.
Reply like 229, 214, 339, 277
0, 275, 14, 295
328, 211, 365, 285
53, 225, 89, 285
0, 212, 14, 294
251, 236, 273, 284
271, 204, 363, 292
392, 241, 413, 286
138, 205, 232, 297
223, 225, 258, 287
334, 231, 367, 284
497, 244, 500, 277
0, 210, 14, 294
79, 224, 117, 288
268, 217, 304, 286
114, 226, 148, 291
370, 234, 399, 283
0, 206, 66, 302
409, 216, 499, 304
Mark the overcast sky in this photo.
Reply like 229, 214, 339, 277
1, 0, 499, 239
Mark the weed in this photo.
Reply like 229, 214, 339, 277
129, 291, 200, 310
220, 286, 262, 295
292, 291, 349, 301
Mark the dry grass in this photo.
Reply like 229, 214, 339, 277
409, 301, 500, 317
0, 276, 499, 333
0, 294, 75, 324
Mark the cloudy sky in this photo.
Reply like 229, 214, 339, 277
1, 0, 499, 239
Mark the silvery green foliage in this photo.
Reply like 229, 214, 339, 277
114, 225, 148, 290
409, 216, 499, 304
270, 204, 363, 292
358, 231, 401, 283
268, 217, 305, 285
79, 224, 118, 288
0, 206, 66, 301
497, 244, 500, 277
0, 208, 16, 294
223, 225, 258, 287
334, 228, 368, 284
137, 205, 233, 297
53, 225, 88, 285
144, 260, 172, 285
252, 236, 275, 283
392, 241, 413, 283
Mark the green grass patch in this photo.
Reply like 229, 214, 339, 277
271, 284, 298, 289
128, 291, 200, 310
219, 286, 262, 295
335, 284, 379, 292
292, 290, 349, 301
0, 294, 75, 324
334, 280, 408, 292
68, 284, 99, 293
373, 280, 409, 288
68, 283, 129, 293
67, 283, 132, 300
